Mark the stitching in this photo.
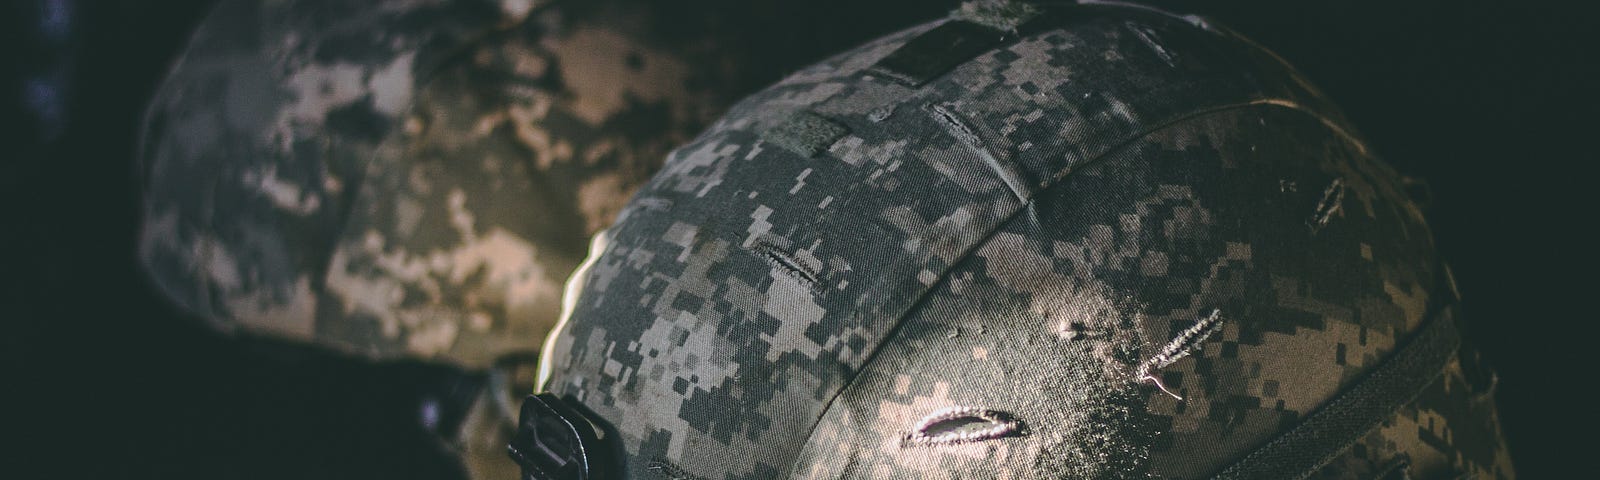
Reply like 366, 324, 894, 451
752, 240, 822, 290
1308, 178, 1345, 233
902, 406, 1025, 446
1137, 308, 1225, 399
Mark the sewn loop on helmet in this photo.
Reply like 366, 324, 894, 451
902, 407, 1025, 446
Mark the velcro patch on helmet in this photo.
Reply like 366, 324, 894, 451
867, 20, 1009, 87
760, 110, 850, 158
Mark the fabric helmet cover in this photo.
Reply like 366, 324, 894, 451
533, 2, 1515, 479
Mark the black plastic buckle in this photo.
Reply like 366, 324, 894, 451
507, 393, 618, 480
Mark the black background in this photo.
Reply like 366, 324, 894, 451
7, 0, 1594, 478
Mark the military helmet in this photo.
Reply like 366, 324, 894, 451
136, 0, 953, 368
525, 1, 1514, 478
135, 0, 946, 477
138, 0, 952, 369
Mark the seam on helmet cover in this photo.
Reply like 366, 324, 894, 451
1077, 0, 1216, 30
902, 406, 1026, 446
1125, 21, 1178, 67
926, 102, 1031, 202
752, 240, 822, 291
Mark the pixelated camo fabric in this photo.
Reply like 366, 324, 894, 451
540, 3, 1514, 479
139, 0, 753, 367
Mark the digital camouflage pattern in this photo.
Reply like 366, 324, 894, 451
137, 0, 946, 368
1313, 348, 1516, 480
140, 0, 518, 366
538, 2, 1514, 478
308, 0, 731, 367
137, 0, 729, 367
136, 1, 946, 477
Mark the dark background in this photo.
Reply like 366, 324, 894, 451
7, 0, 1594, 478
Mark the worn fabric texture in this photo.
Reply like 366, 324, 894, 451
140, 0, 513, 366
137, 0, 948, 368
539, 2, 1514, 479
134, 1, 948, 477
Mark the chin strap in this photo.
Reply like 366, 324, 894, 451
1209, 305, 1462, 480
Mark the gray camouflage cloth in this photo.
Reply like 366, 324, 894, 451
539, 2, 1514, 478
140, 0, 755, 368
134, 2, 944, 476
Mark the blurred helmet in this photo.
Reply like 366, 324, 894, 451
137, 0, 947, 368
138, 0, 731, 367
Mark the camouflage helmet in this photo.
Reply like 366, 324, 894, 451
136, 0, 952, 368
525, 1, 1515, 479
137, 0, 951, 370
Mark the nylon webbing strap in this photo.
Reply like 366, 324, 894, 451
1209, 307, 1461, 480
